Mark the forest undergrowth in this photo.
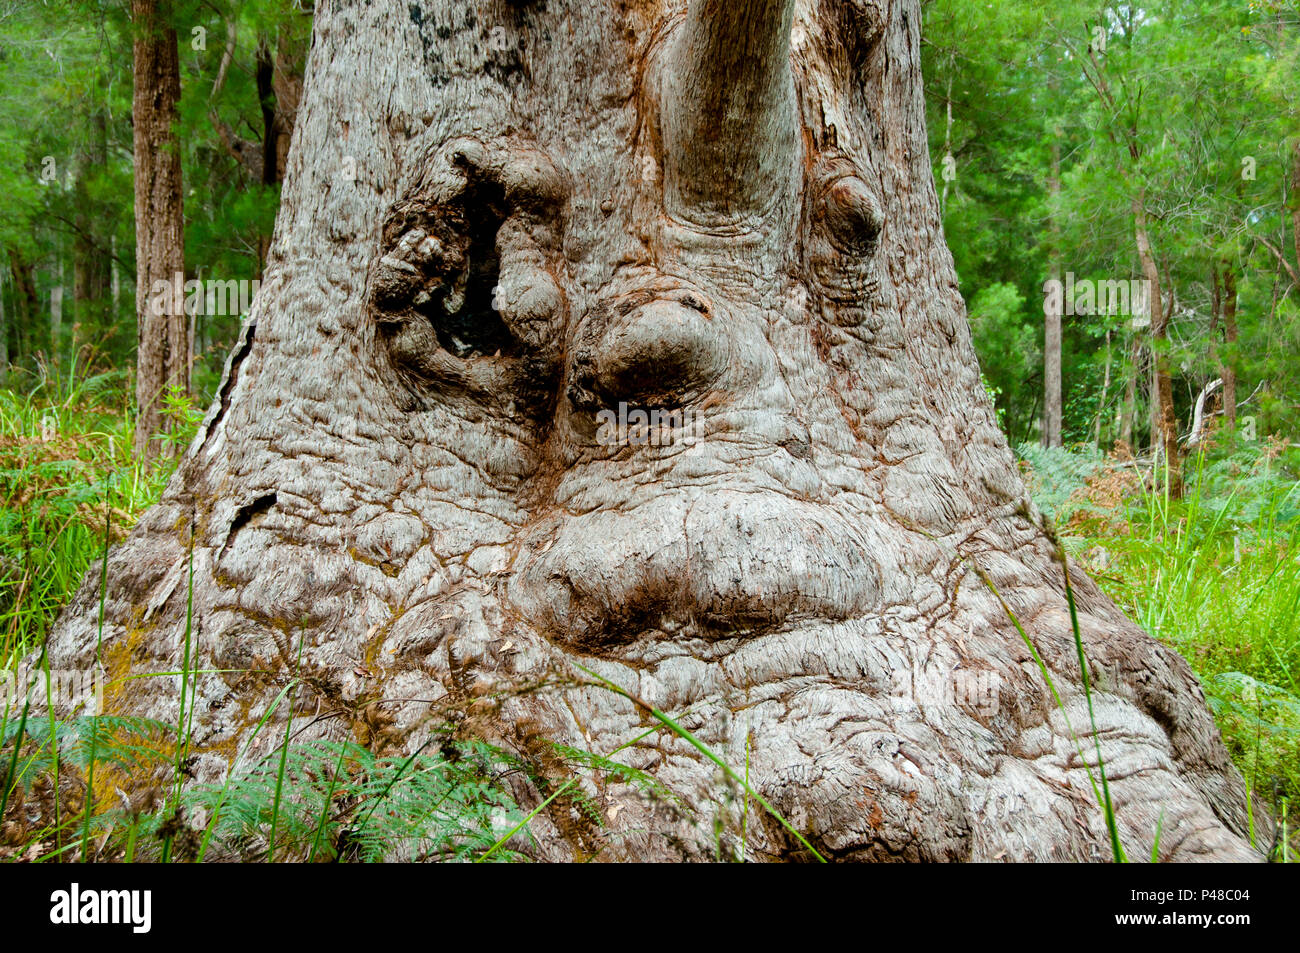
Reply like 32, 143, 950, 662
1, 364, 1294, 862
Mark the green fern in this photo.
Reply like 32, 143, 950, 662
1016, 442, 1106, 522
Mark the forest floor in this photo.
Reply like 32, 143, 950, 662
0, 364, 1296, 861
1021, 438, 1300, 857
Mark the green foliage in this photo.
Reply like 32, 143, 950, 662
0, 360, 195, 667
925, 0, 1300, 449
2, 714, 172, 781
0, 0, 307, 388
183, 736, 527, 863
967, 283, 1038, 433
1026, 439, 1300, 855
0, 700, 714, 863
1016, 441, 1106, 522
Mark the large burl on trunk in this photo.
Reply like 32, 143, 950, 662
49, 0, 1262, 860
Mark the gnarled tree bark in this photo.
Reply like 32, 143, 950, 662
49, 0, 1262, 861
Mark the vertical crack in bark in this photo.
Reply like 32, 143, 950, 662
198, 319, 256, 456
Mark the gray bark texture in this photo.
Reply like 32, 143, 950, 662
47, 0, 1264, 861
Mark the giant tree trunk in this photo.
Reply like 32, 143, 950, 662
132, 0, 188, 460
47, 0, 1261, 861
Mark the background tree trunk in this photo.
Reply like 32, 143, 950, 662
49, 253, 63, 367
74, 112, 112, 347
0, 269, 8, 372
6, 250, 37, 367
1042, 262, 1062, 448
209, 15, 308, 278
47, 0, 1262, 862
1134, 191, 1180, 494
1042, 119, 1062, 449
1093, 328, 1110, 449
1119, 336, 1139, 451
1222, 263, 1238, 433
132, 0, 187, 461
1291, 137, 1300, 282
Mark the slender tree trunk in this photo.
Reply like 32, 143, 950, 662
1042, 136, 1062, 448
44, 0, 1261, 863
211, 19, 306, 278
271, 21, 307, 180
132, 0, 187, 460
1221, 263, 1238, 432
0, 268, 8, 372
940, 75, 952, 215
1133, 190, 1180, 494
254, 37, 279, 273
1291, 138, 1300, 282
7, 249, 37, 367
111, 233, 121, 319
74, 112, 112, 350
1119, 336, 1140, 452
1042, 263, 1062, 447
50, 253, 64, 367
1093, 328, 1111, 449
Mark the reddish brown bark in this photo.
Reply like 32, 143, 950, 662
132, 0, 188, 460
